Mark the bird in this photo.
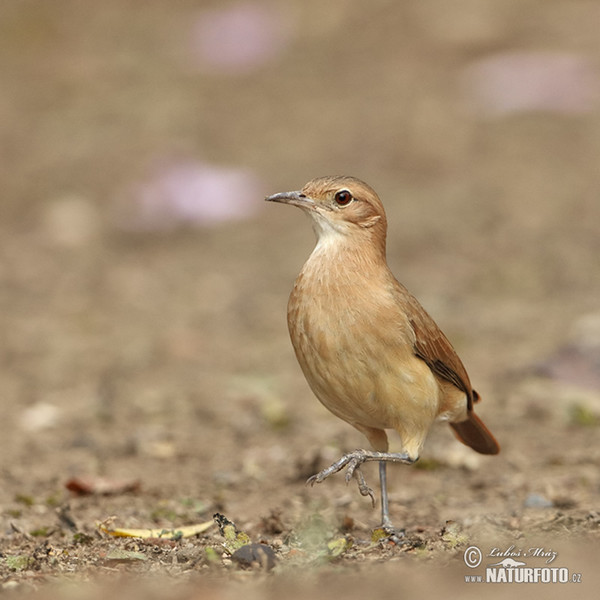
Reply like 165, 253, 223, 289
266, 176, 499, 539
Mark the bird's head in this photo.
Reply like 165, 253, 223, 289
266, 176, 387, 253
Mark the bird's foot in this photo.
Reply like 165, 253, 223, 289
307, 449, 370, 484
352, 466, 375, 507
375, 518, 409, 546
307, 448, 413, 504
375, 527, 409, 546
307, 449, 413, 485
307, 450, 374, 502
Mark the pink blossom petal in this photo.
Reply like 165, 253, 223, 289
189, 3, 290, 73
462, 51, 599, 116
119, 160, 264, 231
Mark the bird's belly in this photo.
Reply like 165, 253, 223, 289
288, 303, 440, 430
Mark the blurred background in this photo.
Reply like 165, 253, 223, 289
1, 0, 599, 589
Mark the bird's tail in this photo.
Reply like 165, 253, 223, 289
450, 411, 500, 455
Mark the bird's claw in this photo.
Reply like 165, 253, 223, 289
306, 474, 319, 487
352, 465, 376, 507
306, 450, 376, 505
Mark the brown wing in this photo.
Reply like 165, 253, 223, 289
393, 281, 500, 455
393, 282, 476, 409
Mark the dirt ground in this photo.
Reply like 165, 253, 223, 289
1, 1, 599, 598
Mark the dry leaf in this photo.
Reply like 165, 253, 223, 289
99, 520, 214, 540
66, 477, 140, 496
213, 513, 251, 554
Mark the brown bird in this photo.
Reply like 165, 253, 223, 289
266, 176, 499, 538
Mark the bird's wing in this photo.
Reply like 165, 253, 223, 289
391, 281, 499, 454
393, 281, 476, 410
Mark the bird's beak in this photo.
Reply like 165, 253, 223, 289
265, 190, 314, 209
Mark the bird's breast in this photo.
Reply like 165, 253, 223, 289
286, 258, 439, 429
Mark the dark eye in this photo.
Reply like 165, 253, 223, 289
334, 190, 353, 206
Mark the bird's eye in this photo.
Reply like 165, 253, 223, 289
334, 190, 353, 206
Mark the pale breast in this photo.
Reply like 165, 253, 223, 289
287, 262, 440, 430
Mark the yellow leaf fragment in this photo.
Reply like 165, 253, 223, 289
371, 527, 389, 543
99, 520, 214, 539
213, 513, 252, 554
222, 522, 251, 553
327, 536, 352, 558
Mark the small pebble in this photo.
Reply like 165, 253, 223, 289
524, 493, 554, 509
231, 543, 276, 570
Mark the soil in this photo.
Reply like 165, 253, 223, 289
1, 2, 599, 599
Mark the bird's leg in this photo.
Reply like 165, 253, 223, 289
307, 449, 414, 543
379, 460, 392, 529
378, 461, 406, 545
307, 449, 414, 492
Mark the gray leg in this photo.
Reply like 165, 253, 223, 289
379, 460, 407, 546
379, 461, 392, 529
307, 449, 415, 544
378, 461, 406, 544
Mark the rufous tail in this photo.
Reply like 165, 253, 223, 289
450, 411, 500, 455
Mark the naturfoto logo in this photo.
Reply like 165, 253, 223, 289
463, 545, 583, 585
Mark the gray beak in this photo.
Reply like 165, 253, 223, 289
265, 190, 314, 208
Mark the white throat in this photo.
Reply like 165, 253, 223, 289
307, 210, 350, 251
